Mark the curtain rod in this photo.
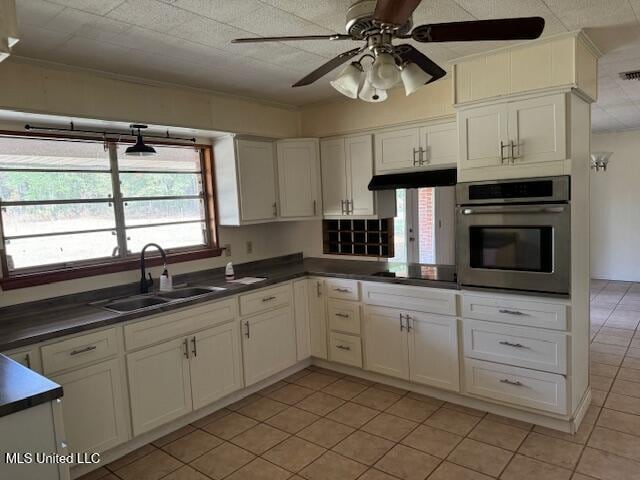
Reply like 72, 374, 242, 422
24, 122, 196, 143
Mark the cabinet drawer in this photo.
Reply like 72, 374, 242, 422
240, 284, 291, 316
125, 298, 237, 351
329, 332, 362, 368
328, 299, 361, 335
463, 319, 567, 374
464, 358, 567, 414
326, 278, 359, 301
362, 282, 457, 316
42, 328, 119, 375
462, 294, 568, 330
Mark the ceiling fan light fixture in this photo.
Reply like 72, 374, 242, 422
125, 124, 156, 156
359, 78, 387, 102
330, 61, 364, 99
401, 61, 433, 95
370, 52, 401, 89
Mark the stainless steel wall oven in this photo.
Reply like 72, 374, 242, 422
456, 176, 570, 295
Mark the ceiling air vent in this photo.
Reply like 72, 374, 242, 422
620, 70, 640, 80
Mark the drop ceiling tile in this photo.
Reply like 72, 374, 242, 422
159, 0, 264, 24
106, 0, 196, 32
172, 17, 249, 51
543, 0, 637, 29
74, 13, 132, 42
415, 0, 476, 24
454, 0, 566, 35
602, 103, 640, 127
16, 0, 65, 27
12, 24, 73, 56
614, 77, 640, 102
258, 0, 351, 27
591, 106, 627, 132
229, 3, 333, 38
47, 0, 126, 15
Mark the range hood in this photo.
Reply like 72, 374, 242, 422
368, 168, 457, 191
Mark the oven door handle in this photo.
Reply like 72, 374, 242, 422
460, 206, 566, 215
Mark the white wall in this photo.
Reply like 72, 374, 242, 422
591, 130, 640, 281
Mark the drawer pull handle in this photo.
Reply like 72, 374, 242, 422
183, 338, 190, 359
499, 309, 525, 316
191, 336, 198, 357
335, 313, 350, 318
336, 344, 351, 351
499, 341, 528, 349
334, 288, 350, 293
500, 378, 524, 387
262, 296, 277, 302
70, 345, 97, 356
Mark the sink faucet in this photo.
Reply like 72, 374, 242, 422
140, 243, 168, 294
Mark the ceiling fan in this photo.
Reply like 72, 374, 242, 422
232, 0, 545, 102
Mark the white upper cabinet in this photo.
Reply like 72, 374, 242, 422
420, 122, 458, 167
320, 138, 348, 217
374, 127, 421, 173
459, 103, 509, 170
507, 94, 566, 165
458, 93, 567, 180
214, 137, 277, 225
276, 139, 321, 219
345, 135, 375, 216
374, 122, 458, 174
321, 134, 395, 219
214, 136, 320, 225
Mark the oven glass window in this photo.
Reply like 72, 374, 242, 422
469, 227, 553, 272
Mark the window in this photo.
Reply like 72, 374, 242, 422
390, 187, 456, 265
0, 134, 218, 286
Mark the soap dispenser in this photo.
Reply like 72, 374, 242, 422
159, 265, 173, 292
225, 262, 235, 281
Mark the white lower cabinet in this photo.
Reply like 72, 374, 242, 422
127, 322, 243, 435
408, 311, 460, 391
363, 306, 409, 380
51, 358, 128, 454
190, 323, 244, 410
363, 306, 460, 392
127, 337, 192, 436
242, 305, 297, 386
308, 278, 328, 359
293, 279, 312, 361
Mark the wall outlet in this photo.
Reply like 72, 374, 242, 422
223, 244, 231, 256
246, 241, 253, 254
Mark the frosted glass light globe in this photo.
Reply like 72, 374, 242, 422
370, 53, 400, 89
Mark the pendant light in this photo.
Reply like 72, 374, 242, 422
369, 52, 401, 90
125, 124, 156, 156
359, 71, 387, 103
330, 62, 364, 99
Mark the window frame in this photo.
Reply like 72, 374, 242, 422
0, 130, 221, 290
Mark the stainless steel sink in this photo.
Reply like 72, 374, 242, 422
158, 286, 226, 300
101, 296, 170, 313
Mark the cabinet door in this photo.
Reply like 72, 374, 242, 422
346, 134, 375, 216
374, 127, 420, 173
293, 279, 312, 361
127, 338, 192, 435
458, 104, 508, 170
320, 138, 348, 216
277, 139, 320, 218
508, 94, 566, 165
51, 359, 128, 454
236, 139, 277, 222
362, 306, 409, 380
408, 312, 459, 392
420, 122, 458, 167
308, 279, 328, 359
6, 347, 41, 372
190, 323, 244, 410
242, 305, 297, 386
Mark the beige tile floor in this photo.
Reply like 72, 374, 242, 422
81, 279, 640, 480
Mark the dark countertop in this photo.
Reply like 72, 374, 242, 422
0, 354, 63, 418
0, 254, 457, 352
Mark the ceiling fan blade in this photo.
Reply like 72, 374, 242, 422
395, 44, 447, 83
374, 0, 423, 26
232, 34, 353, 43
293, 47, 363, 87
412, 16, 545, 42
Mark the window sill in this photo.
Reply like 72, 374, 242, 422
0, 248, 223, 290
